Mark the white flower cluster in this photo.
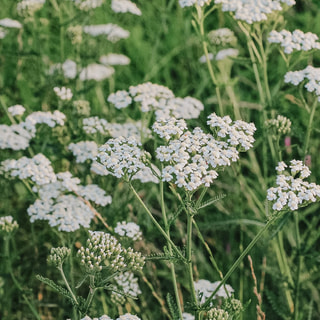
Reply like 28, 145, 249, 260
80, 64, 115, 81
83, 24, 130, 42
182, 313, 195, 320
1, 154, 56, 186
83, 116, 109, 134
17, 0, 45, 16
0, 110, 65, 151
268, 29, 320, 54
154, 115, 255, 191
265, 115, 291, 135
215, 48, 239, 61
215, 0, 295, 24
194, 279, 234, 305
80, 315, 140, 320
68, 141, 98, 163
114, 221, 142, 241
49, 59, 77, 79
77, 231, 145, 273
67, 25, 83, 45
208, 28, 237, 47
47, 247, 71, 267
54, 87, 73, 101
284, 65, 320, 101
96, 136, 151, 179
267, 160, 320, 211
112, 271, 142, 304
0, 216, 19, 234
73, 0, 103, 11
111, 0, 142, 15
0, 18, 23, 29
100, 54, 130, 66
179, 0, 212, 8
8, 105, 26, 116
27, 171, 112, 231
108, 82, 204, 120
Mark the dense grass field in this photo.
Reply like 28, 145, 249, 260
1, 0, 320, 319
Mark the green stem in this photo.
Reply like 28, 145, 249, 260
84, 275, 97, 314
58, 265, 79, 306
129, 183, 185, 262
303, 98, 318, 158
294, 211, 302, 320
160, 177, 183, 319
202, 212, 285, 309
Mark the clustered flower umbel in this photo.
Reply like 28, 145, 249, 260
77, 231, 145, 274
284, 65, 320, 101
47, 247, 71, 268
0, 216, 19, 234
96, 136, 151, 180
268, 29, 320, 54
17, 0, 45, 16
0, 110, 65, 151
83, 24, 130, 43
208, 28, 237, 47
79, 314, 141, 320
179, 0, 212, 7
267, 160, 320, 211
27, 171, 112, 232
111, 271, 142, 304
194, 279, 234, 305
68, 141, 99, 163
265, 115, 291, 135
114, 221, 143, 241
153, 114, 256, 191
199, 49, 239, 64
8, 105, 26, 117
73, 0, 103, 11
54, 87, 73, 101
108, 82, 204, 120
111, 0, 141, 15
214, 0, 295, 24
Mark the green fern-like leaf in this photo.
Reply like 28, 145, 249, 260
166, 293, 180, 320
196, 194, 226, 211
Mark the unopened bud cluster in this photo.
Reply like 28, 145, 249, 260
67, 25, 83, 45
48, 247, 71, 267
207, 308, 229, 320
208, 28, 237, 47
0, 216, 19, 234
73, 100, 91, 116
77, 231, 144, 274
265, 115, 291, 135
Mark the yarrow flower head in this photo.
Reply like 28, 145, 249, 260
265, 115, 291, 136
83, 24, 130, 42
80, 64, 115, 81
8, 105, 26, 117
68, 141, 98, 163
207, 308, 229, 320
267, 160, 320, 211
80, 316, 113, 320
54, 87, 73, 101
284, 65, 320, 101
77, 231, 145, 274
73, 0, 103, 11
0, 216, 19, 234
208, 28, 237, 47
111, 0, 142, 15
47, 247, 71, 267
114, 221, 142, 241
117, 314, 141, 320
154, 114, 255, 191
215, 0, 295, 24
194, 279, 234, 306
108, 82, 204, 120
96, 136, 151, 180
0, 18, 23, 29
215, 48, 239, 61
100, 54, 130, 66
268, 29, 320, 54
179, 0, 212, 8
17, 0, 45, 16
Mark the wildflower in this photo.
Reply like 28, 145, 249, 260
208, 28, 237, 47
207, 308, 229, 320
80, 316, 113, 320
7, 105, 26, 117
116, 314, 141, 320
100, 54, 130, 66
284, 65, 320, 101
111, 0, 142, 15
111, 271, 142, 304
83, 116, 109, 134
68, 141, 98, 163
73, 100, 91, 116
47, 247, 71, 267
114, 221, 142, 241
179, 0, 212, 8
267, 160, 320, 211
0, 216, 19, 234
268, 29, 320, 54
215, 0, 295, 24
194, 279, 234, 305
17, 0, 45, 16
80, 64, 115, 81
199, 53, 214, 63
96, 136, 151, 180
215, 48, 239, 61
67, 25, 83, 45
73, 0, 103, 11
54, 87, 73, 101
83, 24, 130, 42
77, 231, 144, 274
0, 123, 33, 150
49, 59, 77, 79
0, 18, 23, 29
1, 154, 56, 186
265, 115, 291, 135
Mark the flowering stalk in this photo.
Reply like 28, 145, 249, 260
303, 98, 318, 158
